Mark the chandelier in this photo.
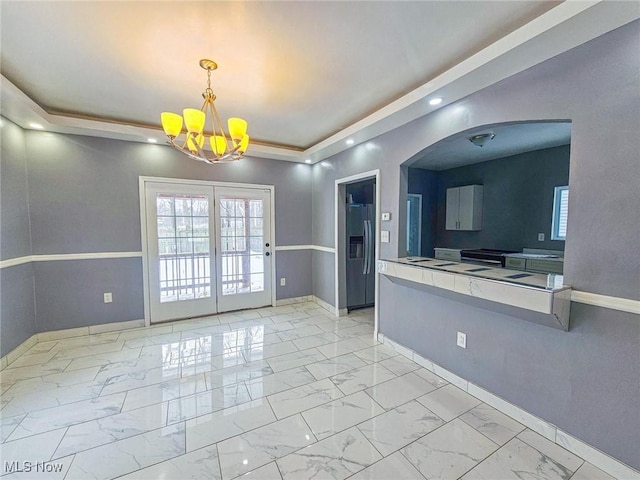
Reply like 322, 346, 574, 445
160, 59, 249, 163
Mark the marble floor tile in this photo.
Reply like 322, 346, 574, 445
64, 423, 186, 480
460, 437, 576, 480
23, 340, 59, 354
0, 302, 605, 480
417, 383, 482, 421
357, 400, 444, 456
292, 332, 343, 351
0, 358, 72, 383
364, 371, 439, 410
277, 427, 382, 480
266, 348, 326, 373
352, 344, 398, 363
117, 445, 222, 480
0, 379, 106, 417
185, 400, 276, 452
267, 378, 344, 419
4, 350, 58, 369
570, 462, 616, 480
246, 366, 316, 399
377, 355, 421, 376
99, 366, 182, 395
54, 401, 169, 457
180, 352, 247, 377
302, 391, 385, 440
460, 403, 525, 445
7, 392, 126, 441
49, 332, 120, 350
305, 353, 368, 381
204, 360, 273, 390
52, 340, 126, 360
241, 461, 283, 479
402, 418, 499, 480
217, 414, 315, 479
64, 347, 143, 372
241, 341, 299, 362
349, 451, 426, 480
516, 429, 584, 472
0, 428, 67, 465
122, 373, 208, 411
412, 367, 449, 388
166, 382, 252, 423
316, 337, 371, 359
276, 324, 325, 342
116, 325, 174, 341
334, 323, 375, 339
329, 363, 396, 396
0, 414, 26, 442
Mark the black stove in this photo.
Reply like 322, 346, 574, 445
459, 248, 518, 267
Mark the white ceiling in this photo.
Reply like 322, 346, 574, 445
1, 1, 638, 163
409, 122, 572, 171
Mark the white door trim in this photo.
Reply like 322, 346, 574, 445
139, 176, 276, 327
334, 169, 381, 336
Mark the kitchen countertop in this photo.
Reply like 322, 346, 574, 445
396, 256, 567, 291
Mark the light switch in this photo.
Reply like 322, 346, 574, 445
381, 230, 390, 243
381, 212, 391, 221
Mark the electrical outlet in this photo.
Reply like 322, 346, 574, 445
456, 331, 467, 349
103, 292, 113, 303
280, 278, 286, 286
538, 233, 545, 241
381, 230, 390, 243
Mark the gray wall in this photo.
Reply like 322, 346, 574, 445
432, 145, 570, 251
407, 167, 438, 256
1, 129, 313, 337
1, 119, 37, 355
311, 21, 640, 468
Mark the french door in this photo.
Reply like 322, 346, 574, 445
215, 187, 272, 312
144, 180, 272, 323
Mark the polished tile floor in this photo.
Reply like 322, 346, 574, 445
0, 302, 615, 479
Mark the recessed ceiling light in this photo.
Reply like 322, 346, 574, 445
346, 139, 354, 145
29, 123, 44, 130
429, 97, 443, 106
147, 138, 158, 143
305, 159, 312, 164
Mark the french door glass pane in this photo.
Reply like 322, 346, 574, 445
220, 196, 265, 296
157, 193, 211, 303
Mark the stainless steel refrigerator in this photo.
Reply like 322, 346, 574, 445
346, 203, 376, 311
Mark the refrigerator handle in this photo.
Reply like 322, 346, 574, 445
367, 219, 373, 274
363, 220, 369, 275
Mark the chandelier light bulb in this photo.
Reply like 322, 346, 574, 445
160, 59, 249, 164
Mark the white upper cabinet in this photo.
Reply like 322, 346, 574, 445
445, 185, 483, 231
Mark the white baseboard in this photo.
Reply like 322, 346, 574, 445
0, 334, 38, 371
37, 319, 145, 342
312, 295, 337, 316
379, 334, 639, 480
275, 295, 314, 306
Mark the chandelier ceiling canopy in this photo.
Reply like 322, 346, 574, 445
161, 59, 249, 164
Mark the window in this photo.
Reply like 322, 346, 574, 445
551, 186, 569, 240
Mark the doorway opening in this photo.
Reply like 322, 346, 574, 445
334, 169, 381, 335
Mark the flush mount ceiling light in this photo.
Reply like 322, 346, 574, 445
469, 133, 495, 147
161, 59, 249, 164
428, 97, 443, 106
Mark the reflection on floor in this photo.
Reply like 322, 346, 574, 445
0, 302, 614, 479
